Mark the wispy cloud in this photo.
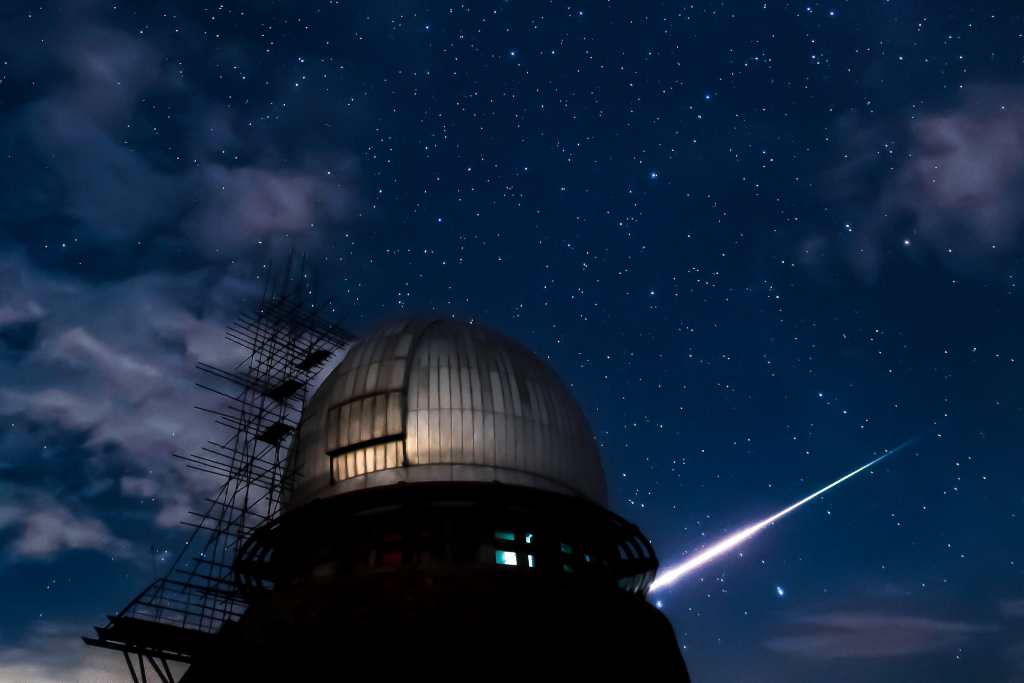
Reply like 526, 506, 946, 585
766, 612, 999, 658
0, 256, 247, 533
0, 487, 131, 562
803, 86, 1024, 281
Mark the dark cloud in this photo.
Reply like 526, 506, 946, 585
802, 86, 1024, 281
766, 612, 999, 658
192, 156, 357, 257
0, 1, 360, 266
0, 0, 361, 583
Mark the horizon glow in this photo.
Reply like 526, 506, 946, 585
648, 438, 919, 593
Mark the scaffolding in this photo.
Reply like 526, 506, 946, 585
84, 265, 355, 683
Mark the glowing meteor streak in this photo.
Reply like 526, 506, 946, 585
649, 438, 918, 593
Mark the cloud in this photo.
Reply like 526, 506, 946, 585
193, 158, 356, 256
804, 85, 1024, 281
5, 388, 112, 434
1, 5, 358, 261
0, 254, 247, 532
120, 476, 160, 499
0, 656, 130, 683
0, 1, 361, 677
15, 507, 124, 560
0, 623, 183, 682
0, 488, 130, 562
0, 265, 47, 356
9, 20, 182, 245
0, 300, 45, 328
57, 25, 166, 125
46, 327, 168, 399
766, 612, 999, 658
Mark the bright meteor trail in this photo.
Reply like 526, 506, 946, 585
649, 438, 919, 593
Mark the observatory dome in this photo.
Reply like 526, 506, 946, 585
283, 317, 608, 509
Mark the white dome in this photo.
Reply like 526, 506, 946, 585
283, 317, 608, 508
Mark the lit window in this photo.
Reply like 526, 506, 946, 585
560, 543, 572, 554
528, 555, 535, 567
525, 533, 534, 544
563, 564, 574, 572
496, 550, 518, 566
583, 554, 591, 563
495, 530, 515, 541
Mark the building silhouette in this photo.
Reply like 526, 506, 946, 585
89, 311, 689, 680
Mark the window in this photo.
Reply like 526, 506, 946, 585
496, 550, 518, 566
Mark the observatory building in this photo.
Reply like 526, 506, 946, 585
181, 317, 688, 679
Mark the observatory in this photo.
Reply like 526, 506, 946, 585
196, 317, 687, 679
88, 308, 688, 680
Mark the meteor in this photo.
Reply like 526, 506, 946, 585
649, 437, 918, 593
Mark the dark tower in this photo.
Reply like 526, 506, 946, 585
180, 317, 688, 679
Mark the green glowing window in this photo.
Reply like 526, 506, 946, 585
563, 564, 574, 572
496, 550, 518, 566
495, 530, 515, 541
560, 543, 572, 554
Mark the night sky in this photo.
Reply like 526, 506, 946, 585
1, 1, 1023, 680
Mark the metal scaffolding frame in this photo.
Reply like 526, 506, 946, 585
84, 262, 355, 682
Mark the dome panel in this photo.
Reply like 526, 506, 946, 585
283, 318, 608, 509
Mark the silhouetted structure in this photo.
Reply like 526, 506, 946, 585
87, 311, 688, 680
186, 317, 688, 679
84, 266, 354, 683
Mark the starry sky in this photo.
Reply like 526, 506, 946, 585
0, 1, 1023, 681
